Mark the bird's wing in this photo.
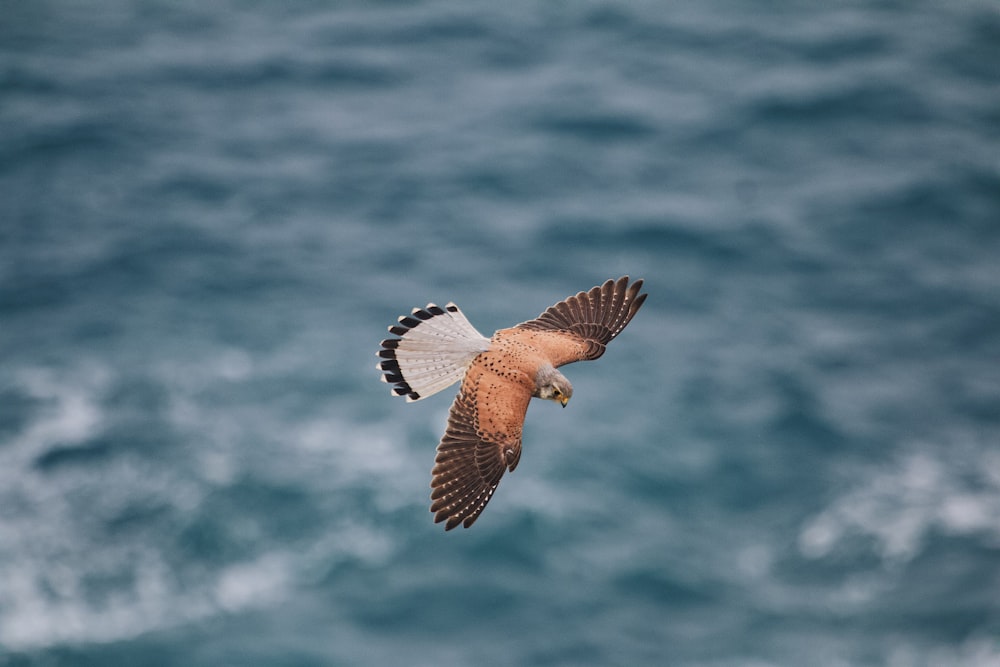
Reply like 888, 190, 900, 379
430, 362, 530, 530
514, 276, 647, 367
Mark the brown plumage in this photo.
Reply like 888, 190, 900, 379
378, 276, 647, 530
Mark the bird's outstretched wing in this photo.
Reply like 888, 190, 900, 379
430, 364, 529, 530
514, 276, 647, 367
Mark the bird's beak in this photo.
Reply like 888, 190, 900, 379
560, 397, 569, 408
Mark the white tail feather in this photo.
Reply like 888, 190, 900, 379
377, 303, 491, 401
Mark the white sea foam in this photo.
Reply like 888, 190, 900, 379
0, 547, 302, 648
213, 554, 292, 613
0, 365, 192, 648
799, 444, 1000, 564
0, 361, 408, 650
6, 365, 107, 461
887, 637, 1000, 667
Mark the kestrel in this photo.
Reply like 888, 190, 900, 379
377, 276, 647, 530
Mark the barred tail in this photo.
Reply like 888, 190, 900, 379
376, 303, 491, 402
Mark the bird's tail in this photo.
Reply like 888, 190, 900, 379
377, 303, 491, 402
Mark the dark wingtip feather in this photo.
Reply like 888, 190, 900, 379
514, 275, 647, 349
632, 291, 648, 312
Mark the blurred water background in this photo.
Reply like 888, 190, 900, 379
2, 1, 1000, 665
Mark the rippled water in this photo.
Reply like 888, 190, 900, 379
2, 2, 999, 665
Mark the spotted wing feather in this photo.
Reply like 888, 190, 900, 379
430, 370, 528, 530
515, 276, 647, 365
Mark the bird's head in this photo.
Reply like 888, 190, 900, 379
534, 364, 573, 408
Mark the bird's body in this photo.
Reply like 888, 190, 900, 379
378, 276, 646, 530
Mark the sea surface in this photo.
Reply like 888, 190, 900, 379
2, 2, 999, 665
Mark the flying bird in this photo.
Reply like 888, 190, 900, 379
377, 276, 647, 530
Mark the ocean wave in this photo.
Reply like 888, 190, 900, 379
799, 443, 1000, 564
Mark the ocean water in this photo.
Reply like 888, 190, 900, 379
2, 1, 999, 665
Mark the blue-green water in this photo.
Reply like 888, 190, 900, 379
2, 2, 999, 665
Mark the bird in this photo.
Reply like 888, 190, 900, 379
376, 276, 647, 530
